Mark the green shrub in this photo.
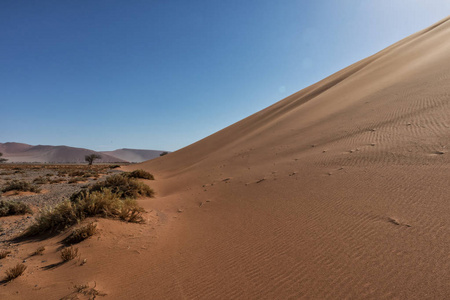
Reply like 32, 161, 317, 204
0, 200, 32, 216
2, 180, 41, 193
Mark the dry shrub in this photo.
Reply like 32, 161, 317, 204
25, 189, 145, 236
122, 169, 154, 180
33, 176, 49, 184
88, 174, 154, 198
61, 247, 79, 261
5, 263, 27, 281
68, 177, 83, 184
119, 199, 145, 223
0, 200, 33, 216
0, 250, 11, 259
64, 222, 97, 244
24, 201, 80, 236
2, 180, 41, 193
32, 246, 45, 256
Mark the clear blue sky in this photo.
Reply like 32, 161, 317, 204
1, 1, 449, 151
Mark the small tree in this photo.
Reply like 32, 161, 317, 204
85, 154, 101, 166
0, 152, 7, 163
160, 151, 169, 157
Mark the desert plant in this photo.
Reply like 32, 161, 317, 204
0, 152, 7, 163
119, 199, 145, 223
61, 247, 79, 261
109, 164, 120, 169
24, 201, 81, 236
122, 169, 154, 180
68, 177, 83, 184
25, 189, 145, 236
85, 154, 102, 166
0, 200, 33, 216
5, 263, 27, 281
160, 151, 169, 156
2, 180, 41, 193
32, 246, 45, 256
0, 250, 11, 259
88, 175, 154, 199
33, 176, 49, 184
64, 222, 97, 244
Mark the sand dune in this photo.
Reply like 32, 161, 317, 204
2, 17, 450, 299
100, 148, 167, 163
0, 142, 126, 163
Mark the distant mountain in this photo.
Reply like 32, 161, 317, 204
101, 148, 168, 163
0, 142, 126, 163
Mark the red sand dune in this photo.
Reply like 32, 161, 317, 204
3, 17, 450, 299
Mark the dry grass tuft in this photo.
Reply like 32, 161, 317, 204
32, 246, 45, 256
5, 263, 27, 281
61, 246, 79, 261
64, 222, 97, 244
0, 250, 11, 259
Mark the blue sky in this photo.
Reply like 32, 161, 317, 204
1, 1, 449, 151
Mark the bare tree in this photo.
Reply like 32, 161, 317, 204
0, 152, 7, 163
85, 154, 101, 166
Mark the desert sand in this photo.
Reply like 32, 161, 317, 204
2, 16, 450, 299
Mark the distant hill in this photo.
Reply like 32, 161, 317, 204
0, 142, 125, 163
101, 148, 168, 163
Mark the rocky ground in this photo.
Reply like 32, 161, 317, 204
0, 164, 125, 242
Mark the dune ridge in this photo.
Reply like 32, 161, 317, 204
2, 16, 450, 299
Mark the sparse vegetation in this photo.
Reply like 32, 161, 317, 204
0, 250, 11, 259
24, 188, 146, 236
109, 164, 120, 169
160, 151, 169, 156
64, 222, 97, 244
2, 180, 41, 193
5, 263, 27, 281
85, 154, 102, 166
33, 176, 49, 184
32, 246, 46, 256
68, 177, 83, 184
0, 200, 33, 216
61, 246, 79, 261
122, 169, 154, 180
0, 152, 7, 163
87, 174, 154, 199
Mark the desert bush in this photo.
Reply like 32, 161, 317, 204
68, 177, 83, 184
0, 200, 32, 216
0, 250, 11, 259
5, 263, 27, 281
2, 180, 41, 193
32, 246, 45, 256
64, 222, 97, 245
24, 201, 81, 236
122, 169, 154, 180
25, 189, 145, 236
109, 164, 120, 169
119, 199, 145, 223
88, 175, 154, 199
160, 151, 169, 156
33, 176, 49, 184
61, 247, 79, 261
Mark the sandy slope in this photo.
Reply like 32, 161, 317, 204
2, 17, 450, 299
